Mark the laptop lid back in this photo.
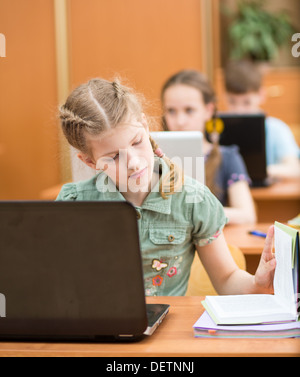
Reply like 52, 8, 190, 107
151, 131, 204, 183
0, 201, 147, 340
208, 113, 267, 186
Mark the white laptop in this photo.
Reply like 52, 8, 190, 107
150, 131, 204, 183
71, 131, 204, 184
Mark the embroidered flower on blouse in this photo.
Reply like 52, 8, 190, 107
152, 275, 163, 286
167, 267, 177, 277
198, 229, 222, 247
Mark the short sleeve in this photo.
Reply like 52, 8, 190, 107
211, 145, 251, 205
56, 183, 78, 201
221, 145, 251, 189
190, 184, 228, 246
265, 117, 300, 165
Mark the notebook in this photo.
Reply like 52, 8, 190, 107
150, 131, 204, 183
0, 201, 169, 341
206, 113, 269, 187
193, 310, 300, 339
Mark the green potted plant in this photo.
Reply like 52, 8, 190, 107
226, 0, 295, 62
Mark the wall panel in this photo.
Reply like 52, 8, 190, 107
0, 0, 60, 199
69, 0, 204, 123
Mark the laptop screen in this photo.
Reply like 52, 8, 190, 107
0, 201, 148, 339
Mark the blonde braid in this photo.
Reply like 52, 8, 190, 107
112, 79, 125, 100
149, 136, 183, 199
59, 105, 95, 153
59, 106, 94, 128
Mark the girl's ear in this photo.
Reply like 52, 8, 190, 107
204, 102, 215, 122
77, 153, 97, 170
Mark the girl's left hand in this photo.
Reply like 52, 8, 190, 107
254, 225, 276, 293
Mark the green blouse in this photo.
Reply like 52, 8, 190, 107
56, 157, 227, 296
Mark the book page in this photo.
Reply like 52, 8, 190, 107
275, 221, 298, 267
206, 295, 286, 317
274, 226, 295, 314
202, 294, 296, 324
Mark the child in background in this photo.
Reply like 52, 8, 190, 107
224, 60, 300, 179
56, 77, 275, 296
161, 69, 256, 224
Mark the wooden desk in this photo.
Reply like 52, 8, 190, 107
224, 223, 269, 256
251, 179, 300, 223
0, 297, 299, 357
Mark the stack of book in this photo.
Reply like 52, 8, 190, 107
193, 222, 300, 339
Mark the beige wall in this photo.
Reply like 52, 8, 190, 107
69, 0, 204, 120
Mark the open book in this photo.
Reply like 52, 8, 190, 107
202, 222, 299, 325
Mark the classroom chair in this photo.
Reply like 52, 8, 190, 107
185, 244, 246, 296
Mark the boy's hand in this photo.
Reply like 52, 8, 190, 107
254, 225, 276, 293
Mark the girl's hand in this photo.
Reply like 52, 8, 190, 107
254, 225, 276, 293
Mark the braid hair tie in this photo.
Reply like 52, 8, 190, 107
154, 148, 165, 158
112, 80, 125, 99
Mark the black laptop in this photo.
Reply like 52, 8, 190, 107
206, 113, 270, 187
0, 201, 169, 341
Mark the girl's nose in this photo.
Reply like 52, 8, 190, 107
174, 112, 187, 128
127, 154, 141, 171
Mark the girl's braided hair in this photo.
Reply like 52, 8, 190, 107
59, 78, 183, 199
